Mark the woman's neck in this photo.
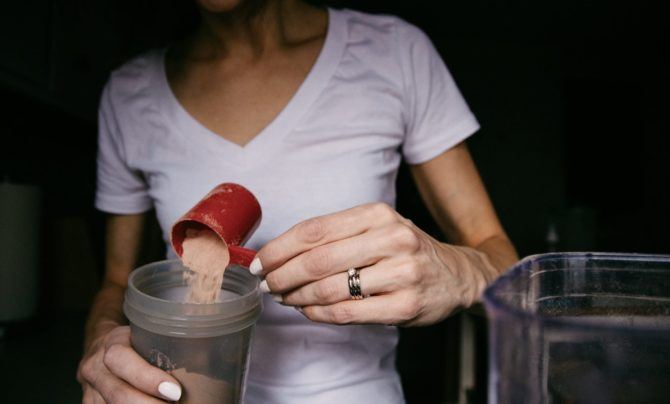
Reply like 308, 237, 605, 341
191, 0, 325, 60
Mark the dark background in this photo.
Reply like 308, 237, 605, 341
0, 0, 668, 402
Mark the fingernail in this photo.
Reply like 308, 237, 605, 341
271, 293, 283, 303
259, 279, 271, 293
249, 257, 263, 276
158, 381, 182, 401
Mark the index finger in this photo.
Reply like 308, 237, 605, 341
251, 203, 400, 275
88, 365, 167, 404
103, 343, 182, 401
103, 326, 182, 401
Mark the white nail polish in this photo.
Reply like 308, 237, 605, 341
259, 279, 271, 293
158, 381, 182, 401
271, 293, 283, 303
249, 257, 263, 276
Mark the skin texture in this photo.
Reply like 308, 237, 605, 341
77, 214, 180, 403
79, 0, 518, 401
79, 2, 328, 401
257, 143, 518, 326
166, 0, 327, 147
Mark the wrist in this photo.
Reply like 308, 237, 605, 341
84, 319, 123, 352
436, 242, 497, 307
83, 284, 128, 351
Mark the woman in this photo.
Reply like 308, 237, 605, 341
77, 0, 517, 402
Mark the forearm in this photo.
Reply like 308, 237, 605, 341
84, 213, 146, 350
83, 281, 127, 350
409, 145, 519, 304
472, 234, 518, 276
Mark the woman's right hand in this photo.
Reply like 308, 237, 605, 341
77, 325, 182, 403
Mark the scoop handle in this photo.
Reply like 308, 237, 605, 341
229, 246, 256, 268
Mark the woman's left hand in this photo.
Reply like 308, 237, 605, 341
250, 203, 501, 326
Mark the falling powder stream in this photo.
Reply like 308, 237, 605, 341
171, 229, 236, 403
181, 228, 231, 304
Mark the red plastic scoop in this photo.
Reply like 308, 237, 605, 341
171, 183, 261, 267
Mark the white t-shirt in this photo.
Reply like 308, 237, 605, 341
95, 8, 479, 403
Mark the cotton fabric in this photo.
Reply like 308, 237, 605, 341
95, 8, 479, 403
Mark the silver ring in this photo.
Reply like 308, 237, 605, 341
347, 268, 363, 300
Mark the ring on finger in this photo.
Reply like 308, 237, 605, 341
347, 268, 364, 300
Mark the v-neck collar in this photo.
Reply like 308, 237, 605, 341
154, 8, 347, 166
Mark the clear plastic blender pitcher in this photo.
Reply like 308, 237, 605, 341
124, 259, 261, 404
484, 253, 670, 404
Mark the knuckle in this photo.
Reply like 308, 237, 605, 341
265, 273, 285, 293
370, 203, 398, 223
300, 306, 313, 320
304, 247, 331, 277
296, 217, 326, 243
315, 281, 339, 302
81, 388, 94, 404
399, 294, 420, 321
330, 305, 354, 324
103, 327, 127, 349
107, 388, 128, 404
102, 344, 124, 369
400, 261, 422, 285
79, 358, 95, 382
392, 224, 421, 251
259, 240, 280, 262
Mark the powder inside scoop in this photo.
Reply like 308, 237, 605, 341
181, 228, 231, 304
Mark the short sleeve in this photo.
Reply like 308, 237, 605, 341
397, 22, 480, 165
94, 82, 152, 214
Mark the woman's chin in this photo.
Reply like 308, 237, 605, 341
195, 0, 246, 13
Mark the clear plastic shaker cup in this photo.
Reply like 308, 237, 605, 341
484, 253, 670, 404
125, 183, 263, 403
124, 260, 261, 404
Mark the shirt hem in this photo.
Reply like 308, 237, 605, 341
403, 116, 480, 165
94, 195, 153, 215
